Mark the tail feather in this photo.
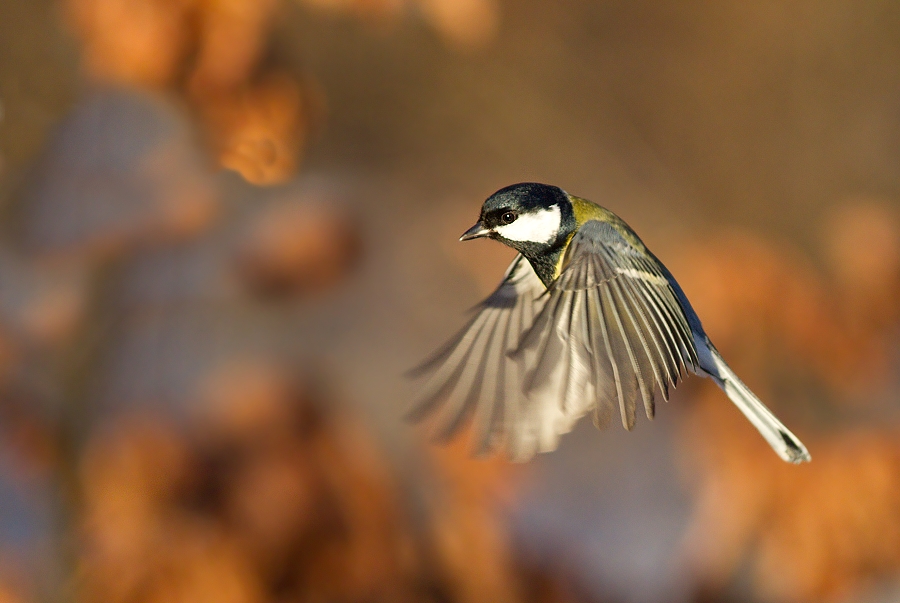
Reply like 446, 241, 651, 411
699, 339, 811, 464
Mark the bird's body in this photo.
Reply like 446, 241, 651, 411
410, 183, 810, 464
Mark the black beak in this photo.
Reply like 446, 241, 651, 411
459, 221, 491, 241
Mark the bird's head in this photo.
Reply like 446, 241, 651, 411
459, 183, 575, 258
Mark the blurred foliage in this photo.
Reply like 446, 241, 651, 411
74, 376, 526, 603
65, 0, 309, 184
2, 1, 900, 603
0, 2, 589, 603
672, 199, 900, 603
61, 0, 498, 184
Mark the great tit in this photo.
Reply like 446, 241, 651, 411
409, 182, 811, 464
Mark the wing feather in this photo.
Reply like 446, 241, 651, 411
599, 285, 638, 428
609, 276, 659, 420
627, 276, 681, 390
407, 255, 547, 452
431, 308, 500, 440
513, 220, 700, 434
618, 276, 670, 395
583, 286, 611, 429
410, 220, 701, 460
408, 312, 490, 421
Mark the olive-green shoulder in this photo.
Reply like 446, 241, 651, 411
567, 194, 646, 250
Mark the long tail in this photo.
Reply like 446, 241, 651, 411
696, 337, 811, 464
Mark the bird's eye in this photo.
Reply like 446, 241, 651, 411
500, 211, 517, 225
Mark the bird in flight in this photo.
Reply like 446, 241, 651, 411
409, 183, 811, 464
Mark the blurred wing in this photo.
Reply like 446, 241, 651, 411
516, 220, 700, 434
407, 254, 548, 455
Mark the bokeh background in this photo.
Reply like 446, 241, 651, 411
2, 1, 900, 602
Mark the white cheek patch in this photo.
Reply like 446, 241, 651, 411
495, 205, 562, 244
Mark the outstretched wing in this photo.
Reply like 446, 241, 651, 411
515, 220, 700, 433
407, 254, 548, 455
410, 221, 701, 461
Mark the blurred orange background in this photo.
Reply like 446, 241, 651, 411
2, 1, 900, 602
